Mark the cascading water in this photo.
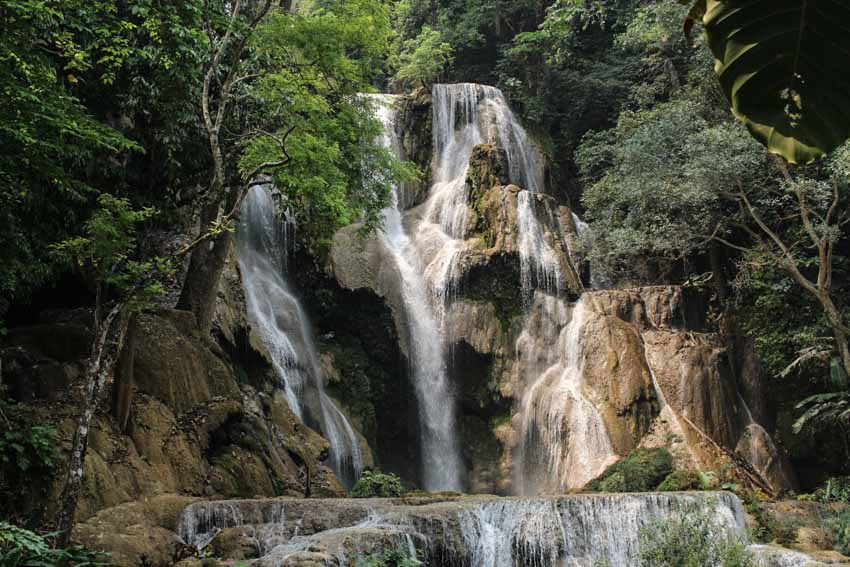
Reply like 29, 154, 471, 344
176, 492, 783, 567
237, 186, 363, 487
371, 85, 574, 491
419, 84, 564, 301
456, 493, 749, 567
571, 213, 611, 290
515, 297, 617, 495
367, 94, 463, 491
368, 84, 595, 493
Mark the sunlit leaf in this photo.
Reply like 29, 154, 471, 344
692, 0, 850, 164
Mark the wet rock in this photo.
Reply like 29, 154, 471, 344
208, 526, 260, 560
74, 494, 198, 567
580, 312, 658, 456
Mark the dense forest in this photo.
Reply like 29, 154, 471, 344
1, 0, 849, 565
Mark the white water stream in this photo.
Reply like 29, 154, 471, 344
366, 85, 611, 493
367, 94, 463, 491
515, 297, 618, 495
237, 186, 363, 487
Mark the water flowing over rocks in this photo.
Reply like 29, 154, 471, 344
324, 85, 795, 496
238, 186, 366, 487
71, 492, 835, 566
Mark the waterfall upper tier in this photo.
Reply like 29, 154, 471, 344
330, 85, 792, 496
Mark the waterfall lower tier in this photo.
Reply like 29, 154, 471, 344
237, 186, 363, 487
175, 493, 819, 566
515, 296, 617, 495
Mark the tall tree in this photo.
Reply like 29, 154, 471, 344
178, 0, 409, 331
176, 0, 275, 332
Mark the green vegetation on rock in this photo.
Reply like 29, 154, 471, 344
638, 501, 754, 567
0, 522, 107, 566
587, 448, 673, 493
358, 547, 422, 567
350, 470, 405, 498
658, 469, 704, 492
799, 476, 850, 504
826, 509, 850, 557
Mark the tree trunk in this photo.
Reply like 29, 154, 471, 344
176, 200, 233, 333
56, 305, 129, 547
823, 297, 850, 378
709, 242, 728, 303
111, 314, 138, 433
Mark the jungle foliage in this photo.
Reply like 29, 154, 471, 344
0, 0, 409, 319
0, 522, 107, 566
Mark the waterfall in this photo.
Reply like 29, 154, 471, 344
364, 85, 573, 491
518, 192, 563, 296
365, 85, 590, 492
456, 493, 748, 567
237, 186, 363, 487
176, 493, 767, 566
515, 297, 617, 495
421, 84, 563, 300
571, 212, 612, 290
366, 94, 463, 491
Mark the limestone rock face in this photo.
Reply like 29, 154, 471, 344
3, 306, 345, 530
397, 87, 434, 208
330, 226, 413, 358
579, 312, 657, 456
133, 311, 241, 413
643, 330, 741, 448
582, 287, 796, 493
461, 144, 583, 297
73, 495, 198, 567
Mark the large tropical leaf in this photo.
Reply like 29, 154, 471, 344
699, 0, 850, 164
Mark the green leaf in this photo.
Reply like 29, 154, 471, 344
699, 0, 850, 164
831, 357, 849, 390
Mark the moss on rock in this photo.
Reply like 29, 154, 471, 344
586, 447, 674, 493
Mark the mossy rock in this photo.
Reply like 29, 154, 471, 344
350, 471, 405, 498
658, 469, 703, 492
586, 447, 673, 493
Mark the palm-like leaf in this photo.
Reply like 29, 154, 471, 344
699, 0, 850, 164
793, 391, 850, 434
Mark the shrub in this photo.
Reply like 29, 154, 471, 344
799, 476, 850, 503
0, 394, 59, 520
350, 471, 405, 498
744, 500, 796, 545
0, 522, 107, 566
638, 502, 755, 567
826, 509, 850, 556
587, 448, 674, 492
358, 547, 421, 567
658, 470, 704, 492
